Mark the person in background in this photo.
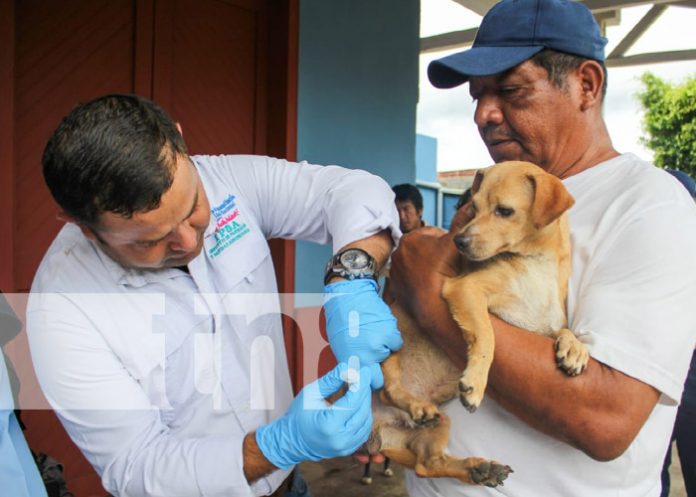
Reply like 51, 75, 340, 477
1, 293, 47, 497
393, 184, 425, 234
388, 0, 696, 496
661, 169, 696, 497
357, 182, 427, 485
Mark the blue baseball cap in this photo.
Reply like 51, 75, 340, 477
428, 0, 608, 89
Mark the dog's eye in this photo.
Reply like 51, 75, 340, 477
495, 206, 514, 218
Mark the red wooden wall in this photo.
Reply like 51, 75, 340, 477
0, 0, 299, 494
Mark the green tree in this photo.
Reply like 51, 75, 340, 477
637, 72, 696, 176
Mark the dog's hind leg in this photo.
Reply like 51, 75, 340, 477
381, 351, 442, 426
383, 415, 512, 487
415, 453, 513, 487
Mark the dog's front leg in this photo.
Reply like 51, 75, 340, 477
552, 328, 589, 376
442, 275, 495, 412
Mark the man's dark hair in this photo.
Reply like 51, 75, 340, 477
392, 183, 423, 211
455, 187, 473, 211
530, 49, 608, 100
42, 94, 188, 227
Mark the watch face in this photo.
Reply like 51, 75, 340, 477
340, 249, 369, 270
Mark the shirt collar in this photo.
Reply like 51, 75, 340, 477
91, 237, 192, 288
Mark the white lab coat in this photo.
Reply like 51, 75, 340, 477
27, 155, 400, 497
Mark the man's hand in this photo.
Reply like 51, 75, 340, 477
388, 199, 474, 330
387, 228, 458, 327
324, 279, 403, 389
254, 363, 373, 471
386, 203, 476, 370
450, 197, 475, 233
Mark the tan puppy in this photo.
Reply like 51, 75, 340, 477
368, 161, 589, 486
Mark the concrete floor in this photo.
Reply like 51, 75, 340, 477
301, 442, 688, 497
301, 456, 406, 497
668, 442, 688, 497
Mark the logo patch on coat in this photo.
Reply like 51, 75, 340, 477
207, 194, 251, 258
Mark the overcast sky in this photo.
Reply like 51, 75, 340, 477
418, 0, 696, 171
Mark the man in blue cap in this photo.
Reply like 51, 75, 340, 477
389, 0, 696, 496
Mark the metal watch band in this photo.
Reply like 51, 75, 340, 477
323, 248, 378, 285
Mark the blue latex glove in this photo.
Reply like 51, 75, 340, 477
255, 363, 373, 470
323, 279, 403, 389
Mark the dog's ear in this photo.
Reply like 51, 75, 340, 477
472, 169, 485, 194
527, 173, 575, 228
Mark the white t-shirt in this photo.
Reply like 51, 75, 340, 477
406, 154, 696, 497
27, 155, 400, 497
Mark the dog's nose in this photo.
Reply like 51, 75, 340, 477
454, 235, 471, 253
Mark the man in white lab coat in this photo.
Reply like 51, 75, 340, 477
27, 93, 403, 497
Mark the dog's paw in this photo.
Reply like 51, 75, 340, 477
409, 401, 442, 427
469, 460, 513, 487
458, 371, 486, 413
554, 330, 589, 376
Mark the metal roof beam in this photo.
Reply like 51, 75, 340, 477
449, 0, 678, 14
609, 4, 667, 58
427, 0, 695, 66
594, 9, 622, 34
607, 49, 696, 66
579, 0, 676, 12
421, 28, 478, 53
449, 0, 495, 15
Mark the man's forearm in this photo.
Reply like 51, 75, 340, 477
423, 309, 659, 461
340, 229, 394, 270
488, 316, 660, 459
243, 432, 277, 483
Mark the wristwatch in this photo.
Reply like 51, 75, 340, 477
324, 248, 378, 285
